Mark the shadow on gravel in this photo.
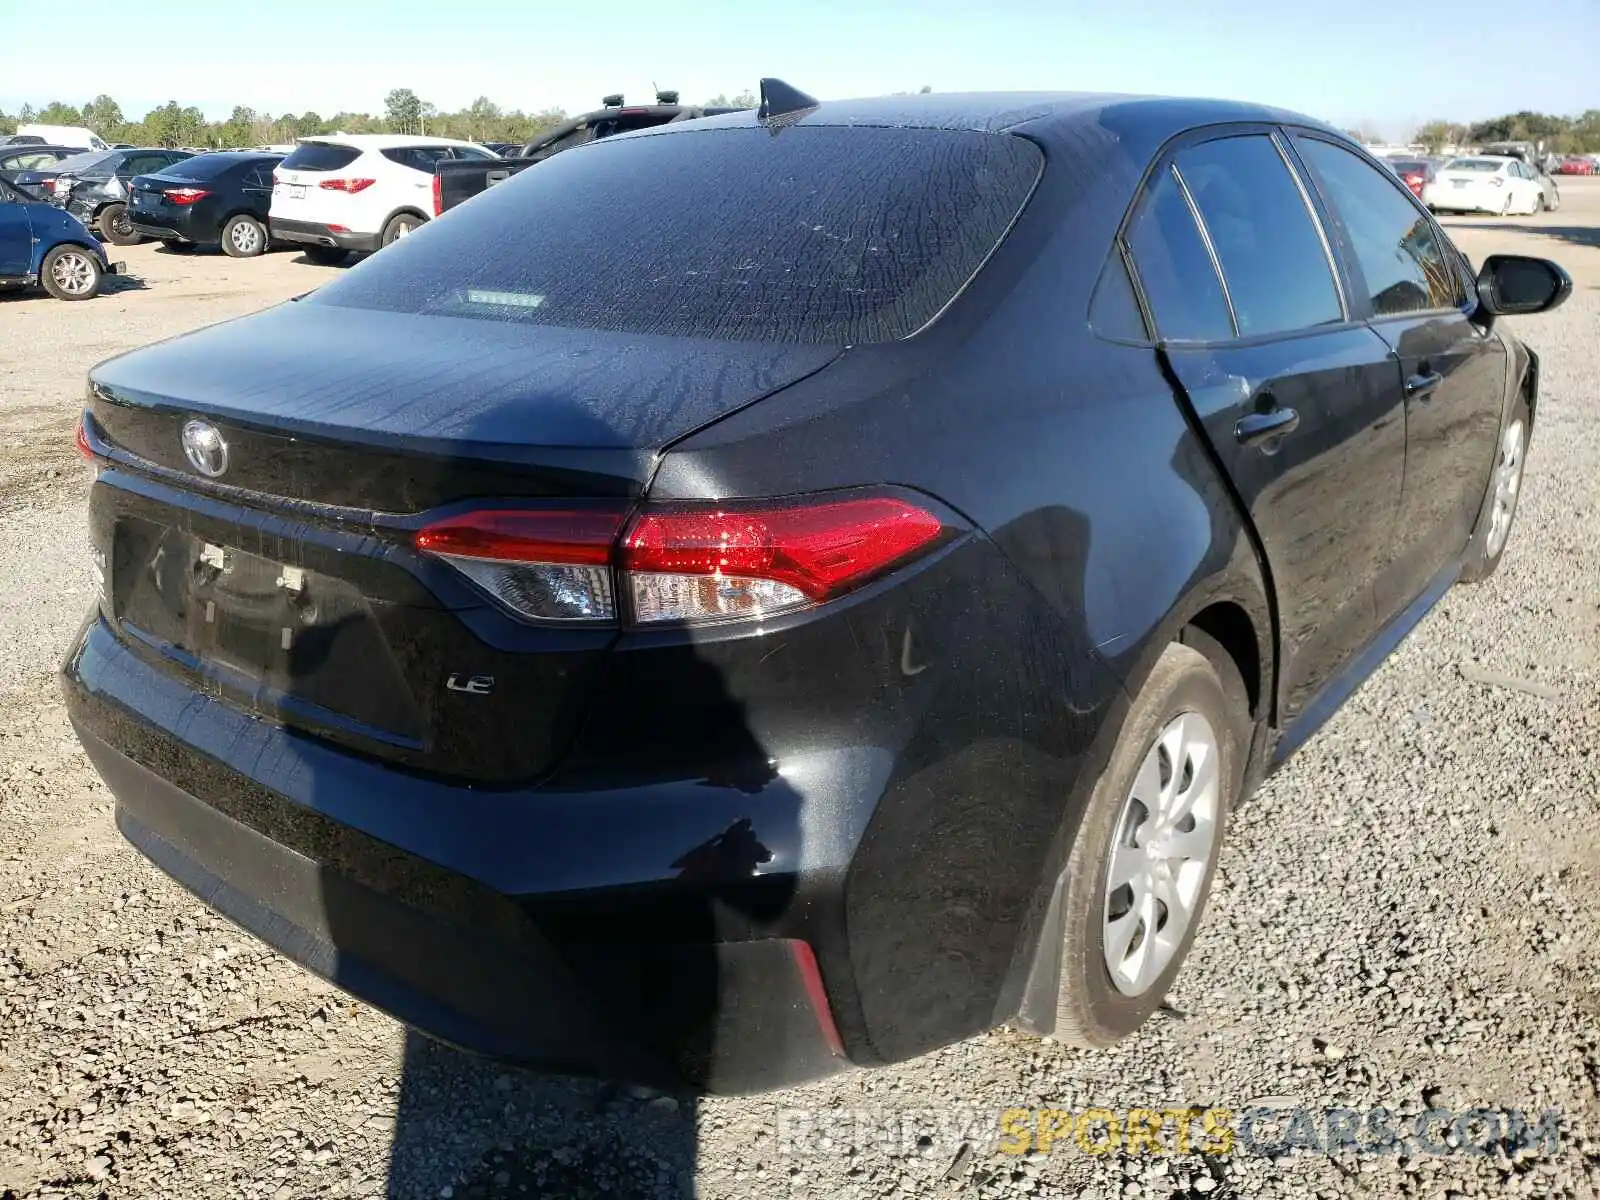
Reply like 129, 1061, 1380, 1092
1448, 222, 1600, 252
101, 273, 151, 296
386, 1038, 699, 1199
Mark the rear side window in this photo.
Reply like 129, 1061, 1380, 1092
1294, 137, 1463, 315
281, 143, 361, 172
381, 147, 453, 171
54, 151, 116, 175
310, 126, 1044, 345
1089, 249, 1149, 342
125, 152, 182, 177
1124, 166, 1234, 343
5, 151, 64, 170
529, 125, 593, 158
1175, 135, 1343, 337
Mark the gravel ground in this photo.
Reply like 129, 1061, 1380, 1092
1, 191, 1598, 1200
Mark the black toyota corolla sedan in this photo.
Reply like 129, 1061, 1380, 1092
64, 81, 1568, 1093
127, 150, 284, 256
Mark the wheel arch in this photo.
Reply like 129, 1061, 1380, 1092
382, 205, 430, 230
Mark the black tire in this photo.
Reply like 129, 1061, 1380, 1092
98, 203, 141, 246
1459, 395, 1532, 584
301, 245, 349, 266
379, 211, 426, 247
1053, 640, 1247, 1048
38, 244, 103, 301
221, 214, 268, 258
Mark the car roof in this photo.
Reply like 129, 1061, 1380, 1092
184, 149, 282, 160
297, 134, 488, 150
624, 90, 1344, 155
0, 144, 77, 157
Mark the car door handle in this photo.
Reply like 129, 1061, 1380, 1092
1234, 407, 1300, 448
1405, 371, 1444, 401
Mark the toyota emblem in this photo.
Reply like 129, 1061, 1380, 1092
181, 419, 229, 478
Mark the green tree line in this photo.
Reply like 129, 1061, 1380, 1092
1412, 110, 1600, 154
8, 94, 1592, 156
0, 91, 577, 149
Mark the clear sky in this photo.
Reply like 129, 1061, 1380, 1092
3, 0, 1596, 136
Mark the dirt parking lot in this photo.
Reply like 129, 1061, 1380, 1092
1, 185, 1599, 1200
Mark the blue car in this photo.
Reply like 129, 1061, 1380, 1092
0, 175, 120, 299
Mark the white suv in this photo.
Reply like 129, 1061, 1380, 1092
269, 134, 498, 264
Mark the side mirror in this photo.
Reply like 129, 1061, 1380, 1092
1476, 254, 1572, 316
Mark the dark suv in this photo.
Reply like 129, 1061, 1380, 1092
64, 85, 1568, 1093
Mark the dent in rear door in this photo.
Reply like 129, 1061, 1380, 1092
1124, 131, 1407, 720
1163, 335, 1405, 718
1367, 310, 1504, 617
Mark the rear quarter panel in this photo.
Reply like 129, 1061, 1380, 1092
649, 112, 1273, 1056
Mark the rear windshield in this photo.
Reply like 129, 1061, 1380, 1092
1389, 159, 1428, 173
54, 151, 116, 174
281, 143, 361, 172
1445, 159, 1502, 172
309, 125, 1043, 344
163, 154, 265, 181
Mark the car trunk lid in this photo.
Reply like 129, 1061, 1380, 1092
84, 301, 842, 782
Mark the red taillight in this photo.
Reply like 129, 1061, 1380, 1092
414, 509, 624, 623
74, 415, 95, 460
789, 941, 844, 1057
318, 177, 376, 193
164, 187, 210, 205
413, 493, 950, 626
623, 497, 945, 623
415, 509, 621, 565
431, 171, 443, 217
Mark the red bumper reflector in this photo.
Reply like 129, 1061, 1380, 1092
789, 940, 844, 1057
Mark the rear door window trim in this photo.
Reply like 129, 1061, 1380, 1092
1114, 122, 1364, 349
1283, 128, 1470, 323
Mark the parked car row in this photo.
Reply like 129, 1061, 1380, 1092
1553, 155, 1598, 176
1387, 151, 1563, 217
1424, 154, 1559, 215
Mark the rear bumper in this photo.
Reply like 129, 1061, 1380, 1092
130, 208, 210, 243
64, 614, 856, 1092
1423, 186, 1499, 213
269, 218, 381, 254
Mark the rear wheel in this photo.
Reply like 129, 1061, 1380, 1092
301, 244, 349, 266
380, 212, 425, 247
39, 245, 103, 301
1460, 397, 1531, 584
221, 214, 268, 258
98, 202, 141, 246
1052, 640, 1246, 1047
